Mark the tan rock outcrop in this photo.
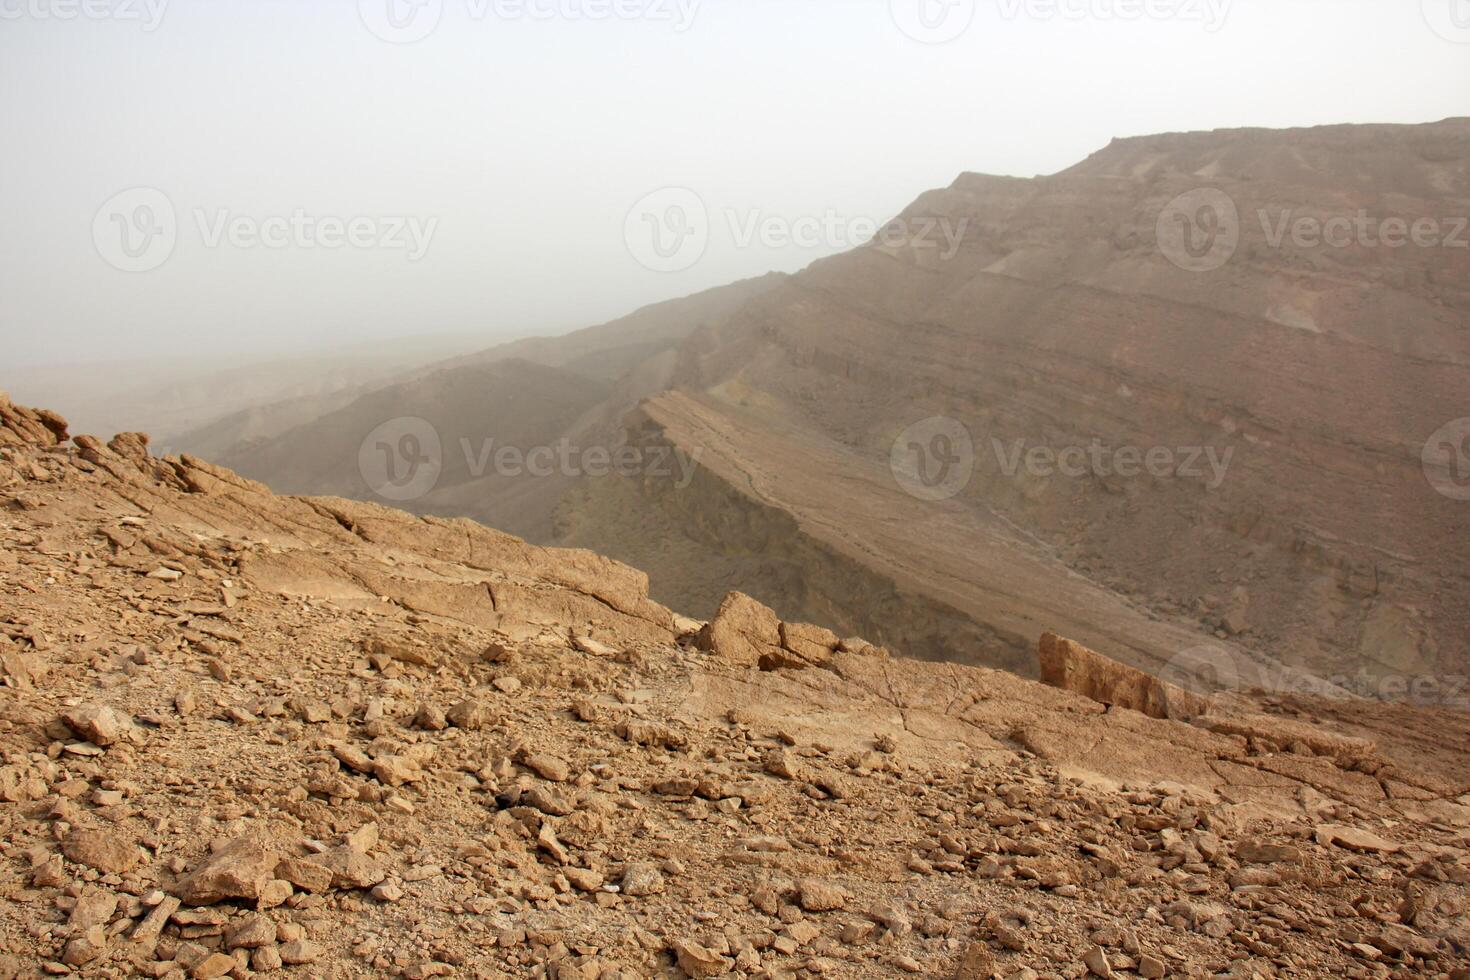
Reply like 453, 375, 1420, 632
1038, 632, 1209, 721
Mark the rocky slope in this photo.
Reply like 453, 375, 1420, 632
2, 396, 1469, 978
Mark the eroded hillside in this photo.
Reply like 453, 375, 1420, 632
205, 121, 1470, 692
567, 119, 1470, 688
2, 396, 1469, 978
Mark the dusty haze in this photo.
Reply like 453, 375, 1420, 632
3, 0, 1468, 385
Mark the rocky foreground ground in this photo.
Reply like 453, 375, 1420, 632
0, 392, 1468, 979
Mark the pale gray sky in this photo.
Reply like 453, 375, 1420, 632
2, 0, 1467, 368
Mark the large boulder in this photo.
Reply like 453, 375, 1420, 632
696, 592, 846, 671
696, 592, 783, 667
177, 833, 282, 905
1038, 632, 1209, 721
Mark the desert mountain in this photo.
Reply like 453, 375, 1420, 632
199, 120, 1470, 693
187, 274, 784, 539
1, 394, 1468, 977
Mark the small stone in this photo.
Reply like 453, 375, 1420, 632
1083, 945, 1115, 979
130, 896, 181, 944
521, 753, 571, 782
62, 827, 141, 874
1315, 824, 1400, 854
764, 748, 801, 780
523, 785, 575, 816
257, 878, 293, 908
797, 877, 847, 912
317, 847, 387, 889
67, 889, 118, 931
446, 699, 494, 730
226, 914, 277, 949
61, 927, 107, 966
190, 952, 237, 979
1236, 841, 1300, 864
251, 945, 284, 971
61, 704, 130, 746
673, 939, 731, 978
274, 857, 334, 893
620, 863, 664, 897
954, 942, 996, 979
565, 867, 604, 892
371, 755, 424, 787
371, 881, 404, 902
1138, 953, 1168, 979
279, 940, 323, 964
573, 634, 617, 657
412, 704, 446, 731
177, 833, 280, 905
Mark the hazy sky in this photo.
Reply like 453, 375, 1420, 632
2, 0, 1467, 368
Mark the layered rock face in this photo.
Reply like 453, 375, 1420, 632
2, 399, 1469, 976
200, 122, 1469, 692
1038, 632, 1210, 722
567, 119, 1470, 687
